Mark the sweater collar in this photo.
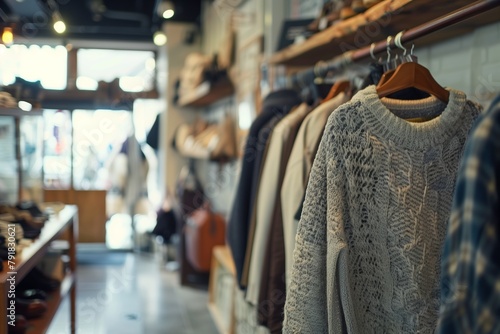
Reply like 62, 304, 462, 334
355, 85, 469, 150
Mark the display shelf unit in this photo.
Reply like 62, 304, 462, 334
208, 246, 236, 334
27, 273, 74, 334
270, 0, 500, 67
0, 205, 78, 334
0, 109, 43, 117
178, 75, 234, 108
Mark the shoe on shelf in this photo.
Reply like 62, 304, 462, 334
8, 315, 27, 334
14, 298, 48, 319
16, 201, 49, 221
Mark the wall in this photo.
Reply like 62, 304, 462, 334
185, 0, 267, 215
160, 3, 500, 214
159, 22, 201, 197
415, 21, 500, 108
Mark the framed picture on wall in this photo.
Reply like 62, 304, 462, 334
276, 18, 315, 51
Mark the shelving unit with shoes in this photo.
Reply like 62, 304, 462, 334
0, 108, 78, 334
0, 205, 78, 334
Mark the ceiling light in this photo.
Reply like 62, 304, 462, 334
2, 27, 14, 46
153, 31, 167, 46
157, 1, 175, 19
163, 9, 174, 19
52, 12, 66, 34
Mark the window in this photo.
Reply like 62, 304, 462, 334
0, 44, 67, 90
72, 109, 133, 190
76, 49, 156, 92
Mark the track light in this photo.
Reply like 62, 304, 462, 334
52, 11, 66, 34
158, 1, 175, 19
163, 9, 174, 19
153, 31, 167, 46
2, 27, 14, 46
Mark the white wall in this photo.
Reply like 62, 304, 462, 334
159, 22, 201, 197
416, 21, 500, 109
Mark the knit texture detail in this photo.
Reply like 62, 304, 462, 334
283, 86, 481, 334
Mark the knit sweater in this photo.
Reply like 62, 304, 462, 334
283, 86, 481, 334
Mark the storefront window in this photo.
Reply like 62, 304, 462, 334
72, 109, 132, 190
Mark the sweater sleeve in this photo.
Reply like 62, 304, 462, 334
283, 126, 330, 334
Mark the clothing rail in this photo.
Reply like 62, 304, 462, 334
290, 0, 500, 86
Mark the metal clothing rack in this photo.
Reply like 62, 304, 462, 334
290, 0, 500, 86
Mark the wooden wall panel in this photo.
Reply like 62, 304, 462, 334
44, 190, 106, 243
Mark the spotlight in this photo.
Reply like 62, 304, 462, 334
52, 11, 66, 34
153, 31, 167, 46
2, 27, 14, 46
163, 9, 174, 19
158, 1, 175, 19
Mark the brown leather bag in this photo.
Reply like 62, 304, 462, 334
184, 203, 226, 272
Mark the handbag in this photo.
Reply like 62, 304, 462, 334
175, 165, 205, 217
184, 202, 226, 272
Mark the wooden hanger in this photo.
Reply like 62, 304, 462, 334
323, 80, 350, 102
377, 69, 395, 88
376, 62, 449, 103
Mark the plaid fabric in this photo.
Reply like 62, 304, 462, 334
438, 95, 500, 333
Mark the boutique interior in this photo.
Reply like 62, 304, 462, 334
0, 0, 500, 333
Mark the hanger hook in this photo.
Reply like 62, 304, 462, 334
395, 31, 407, 56
386, 36, 393, 64
370, 43, 376, 60
410, 43, 415, 56
314, 61, 327, 78
313, 62, 320, 78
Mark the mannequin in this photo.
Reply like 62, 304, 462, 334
106, 135, 151, 218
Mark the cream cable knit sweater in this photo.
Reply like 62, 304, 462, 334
283, 86, 482, 334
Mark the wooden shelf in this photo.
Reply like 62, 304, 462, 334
0, 205, 78, 334
27, 273, 75, 334
208, 246, 236, 334
0, 109, 43, 117
40, 89, 159, 111
270, 0, 497, 66
178, 75, 234, 107
0, 206, 77, 284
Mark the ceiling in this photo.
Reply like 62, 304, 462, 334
0, 0, 202, 44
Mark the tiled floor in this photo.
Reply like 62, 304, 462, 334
47, 251, 219, 334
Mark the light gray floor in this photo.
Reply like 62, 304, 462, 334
47, 252, 219, 334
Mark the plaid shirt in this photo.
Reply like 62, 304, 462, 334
438, 95, 500, 334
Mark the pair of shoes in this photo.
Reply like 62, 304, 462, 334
14, 298, 48, 319
18, 267, 60, 292
16, 202, 49, 222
